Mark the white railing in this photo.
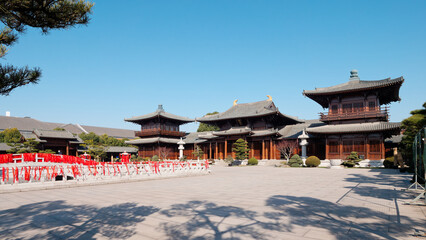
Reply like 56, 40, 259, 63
0, 154, 209, 186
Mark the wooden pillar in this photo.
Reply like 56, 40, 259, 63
66, 143, 69, 155
325, 137, 329, 159
339, 136, 343, 160
250, 141, 254, 158
209, 143, 212, 159
269, 139, 273, 159
381, 136, 385, 160
215, 142, 218, 159
366, 135, 370, 160
262, 140, 265, 160
224, 139, 228, 158
273, 141, 277, 159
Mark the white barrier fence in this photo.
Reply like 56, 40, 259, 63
1, 157, 210, 186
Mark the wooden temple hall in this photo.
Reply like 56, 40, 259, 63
125, 70, 404, 162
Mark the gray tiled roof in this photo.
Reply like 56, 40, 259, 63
125, 109, 194, 124
251, 129, 279, 137
213, 127, 252, 136
80, 125, 136, 139
385, 134, 403, 144
278, 119, 325, 139
306, 122, 401, 134
34, 129, 76, 139
183, 132, 208, 144
0, 116, 59, 132
0, 116, 137, 139
303, 77, 404, 95
196, 100, 301, 123
0, 143, 12, 151
303, 77, 404, 108
126, 137, 181, 145
104, 146, 138, 153
20, 131, 45, 142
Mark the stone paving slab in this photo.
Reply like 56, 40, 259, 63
0, 166, 425, 239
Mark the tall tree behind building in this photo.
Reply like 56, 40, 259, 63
0, 0, 94, 95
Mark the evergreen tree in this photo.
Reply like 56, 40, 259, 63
0, 0, 94, 95
232, 138, 249, 160
197, 112, 220, 132
192, 145, 204, 159
400, 102, 426, 169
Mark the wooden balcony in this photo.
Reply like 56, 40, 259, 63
135, 129, 186, 137
320, 108, 388, 122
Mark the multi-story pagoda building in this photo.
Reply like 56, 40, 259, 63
195, 96, 303, 160
304, 70, 403, 162
125, 105, 194, 159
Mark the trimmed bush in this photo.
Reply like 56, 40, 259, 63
342, 151, 361, 167
306, 156, 321, 167
248, 157, 258, 165
383, 156, 395, 168
288, 154, 303, 167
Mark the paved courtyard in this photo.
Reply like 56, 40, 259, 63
0, 166, 425, 239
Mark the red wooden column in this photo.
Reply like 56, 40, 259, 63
325, 137, 329, 159
250, 141, 254, 158
215, 142, 218, 159
224, 139, 228, 158
262, 140, 265, 159
209, 143, 212, 159
339, 136, 343, 160
366, 136, 370, 160
380, 136, 385, 159
269, 139, 273, 159
66, 143, 69, 155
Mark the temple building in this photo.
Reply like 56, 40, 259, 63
124, 105, 194, 159
124, 70, 404, 164
304, 70, 403, 162
194, 97, 302, 160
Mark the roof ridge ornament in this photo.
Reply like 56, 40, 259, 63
267, 95, 272, 101
349, 69, 360, 82
156, 104, 164, 112
233, 99, 238, 106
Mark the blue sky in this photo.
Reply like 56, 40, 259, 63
1, 0, 425, 132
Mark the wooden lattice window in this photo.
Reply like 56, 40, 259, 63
342, 104, 352, 113
353, 102, 364, 112
354, 140, 365, 153
369, 140, 381, 152
331, 105, 338, 114
343, 140, 353, 153
329, 141, 339, 153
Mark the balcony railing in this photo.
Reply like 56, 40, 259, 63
135, 129, 186, 137
320, 107, 389, 122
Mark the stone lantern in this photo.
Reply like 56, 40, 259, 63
177, 138, 185, 160
298, 129, 309, 165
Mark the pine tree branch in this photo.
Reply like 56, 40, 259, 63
0, 64, 41, 95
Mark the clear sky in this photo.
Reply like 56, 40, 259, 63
1, 0, 425, 132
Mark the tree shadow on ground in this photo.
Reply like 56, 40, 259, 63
266, 195, 424, 240
0, 200, 159, 239
345, 169, 411, 188
159, 200, 285, 240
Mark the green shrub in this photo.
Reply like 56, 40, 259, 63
383, 156, 395, 168
306, 156, 321, 167
247, 157, 258, 165
288, 154, 302, 167
151, 155, 159, 161
342, 151, 361, 167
